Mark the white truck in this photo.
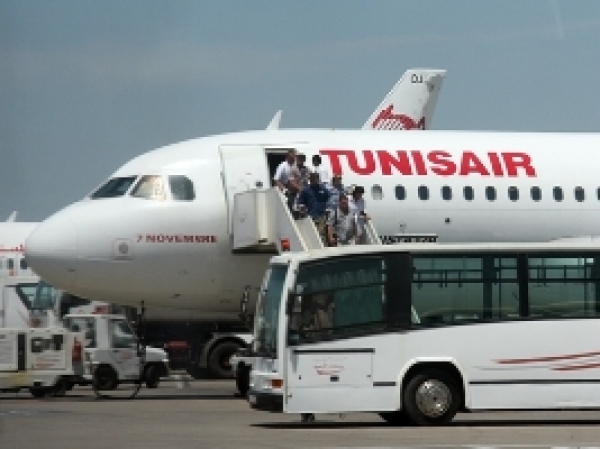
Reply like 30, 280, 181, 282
0, 326, 84, 397
62, 313, 169, 390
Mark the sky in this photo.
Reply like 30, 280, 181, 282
2, 0, 600, 221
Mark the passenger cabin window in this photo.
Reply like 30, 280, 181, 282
508, 186, 519, 201
288, 257, 386, 344
90, 176, 138, 199
528, 256, 600, 318
485, 186, 496, 201
553, 186, 563, 202
371, 184, 383, 201
574, 186, 585, 202
418, 185, 429, 201
441, 186, 452, 201
463, 186, 474, 201
169, 175, 195, 201
597, 187, 600, 200
412, 255, 520, 324
7, 259, 14, 270
395, 185, 406, 200
131, 175, 166, 201
20, 259, 27, 270
531, 186, 541, 201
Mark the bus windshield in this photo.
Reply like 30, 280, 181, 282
252, 265, 288, 357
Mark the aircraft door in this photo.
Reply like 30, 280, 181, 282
219, 145, 269, 234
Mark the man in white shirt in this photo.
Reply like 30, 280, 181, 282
310, 155, 330, 185
273, 149, 301, 211
348, 185, 370, 244
326, 193, 356, 246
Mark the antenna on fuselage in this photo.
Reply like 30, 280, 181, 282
266, 110, 282, 130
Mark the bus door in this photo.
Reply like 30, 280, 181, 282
283, 256, 388, 413
284, 345, 374, 413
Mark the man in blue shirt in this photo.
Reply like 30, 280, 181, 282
298, 172, 329, 243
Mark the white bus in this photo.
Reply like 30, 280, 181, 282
248, 240, 600, 425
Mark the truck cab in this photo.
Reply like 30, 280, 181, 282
63, 313, 169, 389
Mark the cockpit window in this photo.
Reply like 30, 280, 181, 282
131, 175, 166, 201
91, 176, 138, 199
169, 175, 195, 201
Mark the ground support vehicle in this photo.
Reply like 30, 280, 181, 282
0, 276, 38, 328
33, 280, 250, 380
0, 326, 84, 397
62, 313, 169, 391
248, 241, 600, 425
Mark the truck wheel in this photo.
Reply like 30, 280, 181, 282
236, 363, 250, 397
93, 365, 118, 391
402, 369, 460, 426
144, 364, 161, 389
29, 388, 48, 398
207, 341, 240, 379
52, 378, 68, 397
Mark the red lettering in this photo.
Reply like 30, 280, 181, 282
319, 149, 349, 175
156, 235, 165, 243
347, 151, 376, 175
184, 235, 194, 243
376, 150, 412, 175
428, 151, 456, 176
502, 152, 536, 177
459, 152, 490, 176
137, 235, 143, 242
410, 151, 427, 175
211, 236, 217, 243
488, 152, 504, 176
146, 235, 156, 243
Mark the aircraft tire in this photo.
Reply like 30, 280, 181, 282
207, 341, 239, 379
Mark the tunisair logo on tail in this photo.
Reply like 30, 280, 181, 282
319, 149, 537, 177
371, 105, 425, 130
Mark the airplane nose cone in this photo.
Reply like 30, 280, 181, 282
25, 215, 78, 290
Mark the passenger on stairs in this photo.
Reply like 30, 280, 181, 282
348, 185, 370, 245
326, 194, 357, 246
297, 172, 330, 244
273, 149, 301, 212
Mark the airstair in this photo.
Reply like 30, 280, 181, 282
230, 188, 382, 254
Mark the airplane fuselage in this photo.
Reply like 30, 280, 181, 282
25, 129, 600, 319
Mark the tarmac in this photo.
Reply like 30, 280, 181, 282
1, 375, 600, 449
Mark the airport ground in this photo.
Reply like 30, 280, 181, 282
1, 374, 600, 449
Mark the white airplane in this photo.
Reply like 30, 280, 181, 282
24, 128, 600, 322
3, 68, 446, 313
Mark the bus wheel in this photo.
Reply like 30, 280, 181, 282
378, 410, 411, 426
403, 370, 459, 426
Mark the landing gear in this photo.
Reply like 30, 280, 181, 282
207, 341, 239, 379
